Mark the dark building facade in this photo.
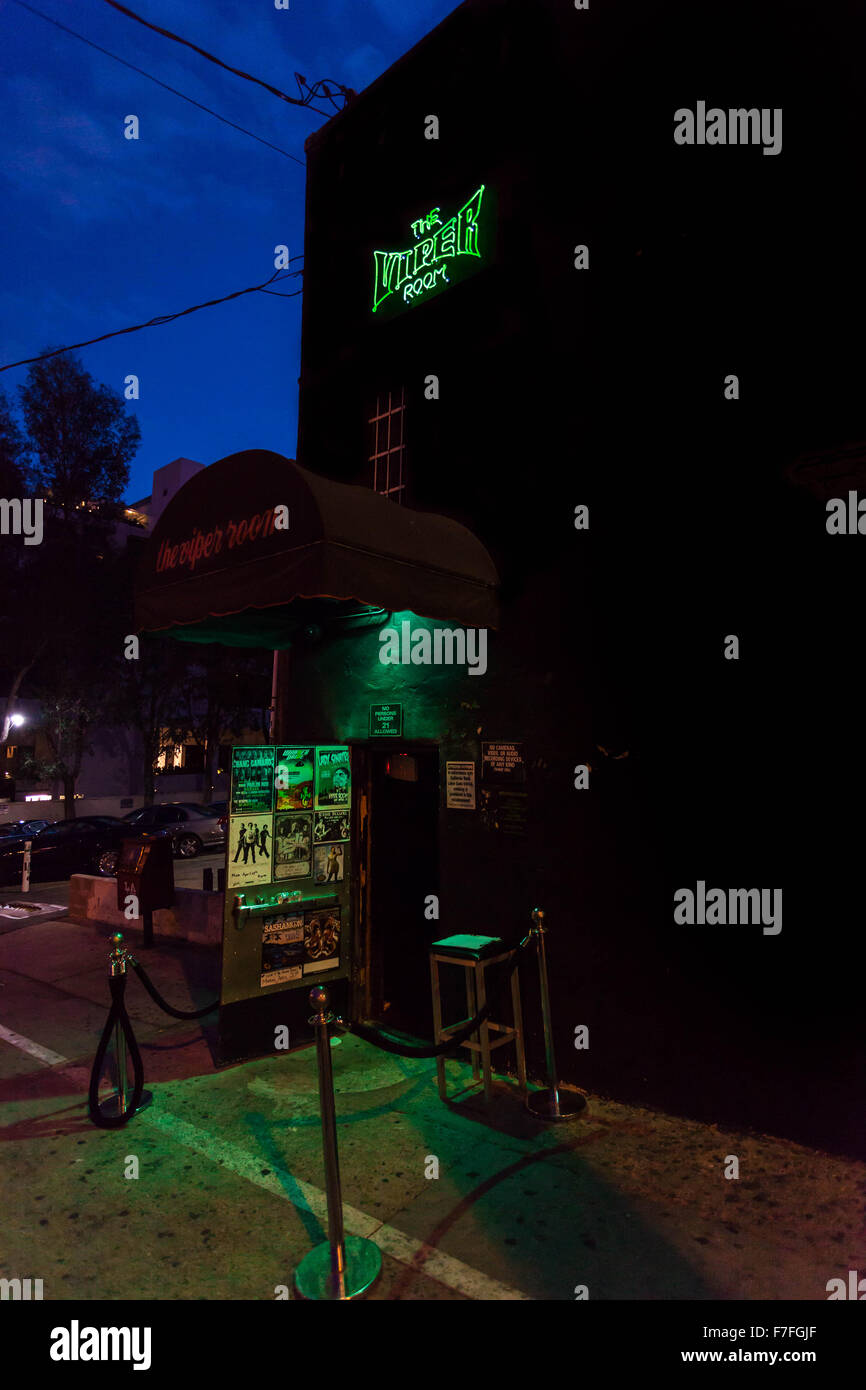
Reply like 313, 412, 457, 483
290, 0, 864, 1157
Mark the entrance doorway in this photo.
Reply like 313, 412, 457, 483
360, 745, 439, 1037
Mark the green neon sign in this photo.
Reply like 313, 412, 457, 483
372, 185, 486, 314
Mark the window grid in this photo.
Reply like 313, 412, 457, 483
368, 388, 406, 502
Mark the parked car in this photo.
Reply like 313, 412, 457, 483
121, 803, 227, 858
0, 816, 129, 887
205, 802, 229, 838
0, 818, 53, 838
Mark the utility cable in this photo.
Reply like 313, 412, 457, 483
0, 268, 303, 372
100, 0, 336, 118
10, 0, 306, 164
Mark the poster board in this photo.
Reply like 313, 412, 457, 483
220, 744, 351, 1014
230, 746, 275, 814
274, 746, 314, 810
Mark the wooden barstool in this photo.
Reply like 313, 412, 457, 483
429, 934, 527, 1102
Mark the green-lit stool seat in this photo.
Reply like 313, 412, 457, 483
429, 934, 527, 1103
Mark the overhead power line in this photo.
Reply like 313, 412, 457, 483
100, 0, 350, 118
0, 270, 303, 373
11, 0, 306, 165
296, 75, 356, 113
258, 285, 305, 298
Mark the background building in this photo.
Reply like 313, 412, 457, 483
1, 456, 264, 816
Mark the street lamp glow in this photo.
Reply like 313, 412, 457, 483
9, 714, 25, 727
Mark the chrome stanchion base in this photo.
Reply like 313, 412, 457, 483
526, 1087, 587, 1122
294, 1236, 382, 1301
99, 1089, 153, 1119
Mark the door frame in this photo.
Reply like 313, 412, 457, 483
349, 739, 439, 1025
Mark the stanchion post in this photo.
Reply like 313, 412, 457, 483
100, 934, 131, 1119
316, 987, 346, 1297
525, 907, 587, 1122
99, 932, 151, 1119
293, 986, 382, 1301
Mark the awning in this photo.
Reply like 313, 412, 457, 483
134, 450, 499, 644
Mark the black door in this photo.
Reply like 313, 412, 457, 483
368, 748, 439, 1038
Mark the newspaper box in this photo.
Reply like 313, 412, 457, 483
116, 833, 175, 913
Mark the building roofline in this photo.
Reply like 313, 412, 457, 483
304, 0, 473, 154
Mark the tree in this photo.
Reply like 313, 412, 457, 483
18, 351, 140, 524
3, 355, 141, 813
0, 386, 27, 497
20, 545, 128, 815
106, 632, 195, 807
22, 691, 104, 813
179, 646, 271, 805
0, 387, 41, 746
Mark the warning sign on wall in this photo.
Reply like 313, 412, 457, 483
482, 742, 525, 782
446, 760, 476, 809
369, 702, 402, 737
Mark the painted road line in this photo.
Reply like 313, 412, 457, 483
139, 1107, 379, 1234
0, 1023, 93, 1089
0, 1021, 68, 1066
140, 1107, 531, 1301
369, 1222, 529, 1301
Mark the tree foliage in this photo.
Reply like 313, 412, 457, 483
0, 386, 27, 497
2, 354, 141, 811
18, 352, 140, 521
177, 645, 271, 805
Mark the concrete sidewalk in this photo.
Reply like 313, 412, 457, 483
0, 918, 863, 1300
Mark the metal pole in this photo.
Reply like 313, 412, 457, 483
101, 934, 130, 1119
99, 933, 152, 1119
110, 935, 129, 1113
21, 839, 31, 893
316, 993, 346, 1297
294, 987, 382, 1301
526, 908, 587, 1122
114, 1014, 129, 1112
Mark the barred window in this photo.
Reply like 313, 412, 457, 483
367, 388, 406, 502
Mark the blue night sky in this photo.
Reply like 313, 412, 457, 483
0, 0, 458, 503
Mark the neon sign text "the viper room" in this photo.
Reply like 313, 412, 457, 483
372, 185, 485, 313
